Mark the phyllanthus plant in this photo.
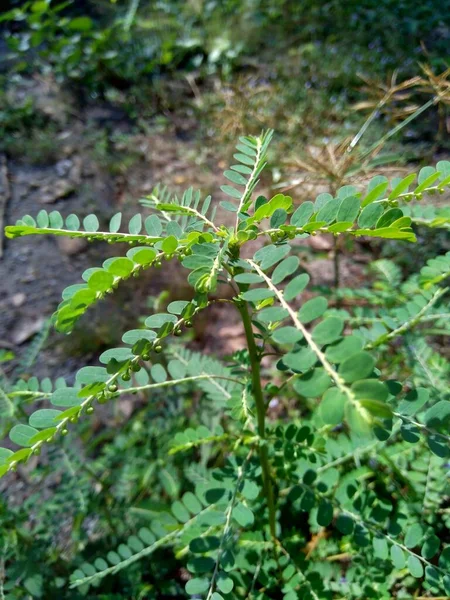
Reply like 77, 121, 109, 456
1, 131, 450, 598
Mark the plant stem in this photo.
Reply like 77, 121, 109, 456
237, 301, 277, 541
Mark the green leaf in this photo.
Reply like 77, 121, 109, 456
28, 428, 57, 444
291, 201, 314, 227
298, 296, 328, 323
188, 556, 215, 574
217, 573, 234, 594
189, 536, 220, 554
49, 211, 64, 229
390, 545, 406, 569
272, 326, 303, 344
373, 536, 389, 560
109, 212, 122, 233
241, 288, 275, 302
388, 173, 416, 200
171, 500, 191, 523
443, 575, 450, 596
88, 270, 114, 292
50, 387, 83, 408
316, 198, 340, 224
284, 273, 310, 301
405, 523, 423, 549
283, 347, 316, 372
317, 499, 333, 526
232, 502, 254, 527
339, 352, 375, 383
29, 409, 62, 429
358, 203, 384, 228
221, 185, 242, 199
185, 577, 209, 595
361, 181, 389, 207
311, 317, 344, 345
107, 258, 135, 277
83, 214, 99, 232
418, 166, 435, 184
293, 368, 331, 398
138, 527, 156, 545
424, 400, 450, 427
270, 208, 288, 228
234, 273, 264, 284
233, 153, 254, 166
68, 16, 93, 30
351, 380, 388, 403
145, 215, 162, 236
253, 244, 290, 269
272, 256, 299, 285
151, 364, 167, 383
107, 551, 121, 565
66, 214, 80, 230
256, 306, 288, 322
315, 193, 333, 211
337, 196, 360, 222
36, 209, 49, 228
354, 227, 416, 242
145, 314, 177, 328
336, 514, 354, 535
397, 387, 429, 417
421, 535, 440, 559
10, 424, 39, 447
240, 480, 260, 500
318, 388, 346, 424
182, 492, 202, 515
376, 208, 403, 228
360, 398, 392, 419
76, 366, 109, 385
130, 248, 157, 265
224, 169, 247, 185
251, 194, 292, 223
220, 201, 238, 212
127, 214, 141, 235
0, 448, 14, 465
345, 403, 372, 436
325, 336, 364, 363
162, 235, 178, 254
407, 554, 423, 578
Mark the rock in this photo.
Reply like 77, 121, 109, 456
11, 317, 45, 345
140, 181, 154, 193
68, 156, 82, 185
11, 293, 26, 307
40, 179, 75, 203
55, 159, 73, 178
57, 237, 87, 256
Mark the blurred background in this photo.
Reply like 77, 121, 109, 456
0, 2, 449, 597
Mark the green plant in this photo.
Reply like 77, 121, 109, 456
1, 131, 450, 598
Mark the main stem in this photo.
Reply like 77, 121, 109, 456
237, 301, 277, 541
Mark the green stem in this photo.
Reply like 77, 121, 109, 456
237, 301, 277, 542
